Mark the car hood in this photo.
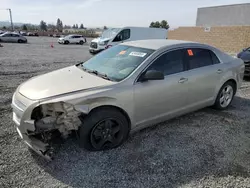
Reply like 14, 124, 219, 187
91, 37, 110, 43
58, 37, 65, 40
18, 65, 113, 100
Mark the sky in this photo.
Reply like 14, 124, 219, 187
0, 0, 249, 28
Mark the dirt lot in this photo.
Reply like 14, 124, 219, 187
1, 37, 250, 188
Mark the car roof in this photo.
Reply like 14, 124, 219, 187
0, 32, 19, 35
123, 39, 199, 50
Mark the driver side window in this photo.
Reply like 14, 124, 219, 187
113, 29, 130, 42
147, 49, 185, 76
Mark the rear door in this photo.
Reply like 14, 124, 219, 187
11, 34, 20, 42
184, 48, 223, 107
74, 35, 81, 43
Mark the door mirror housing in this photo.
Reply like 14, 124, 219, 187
140, 70, 164, 82
243, 48, 247, 51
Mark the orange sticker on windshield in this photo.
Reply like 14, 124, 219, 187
187, 49, 193, 56
119, 50, 126, 55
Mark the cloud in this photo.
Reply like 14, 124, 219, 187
77, 0, 103, 9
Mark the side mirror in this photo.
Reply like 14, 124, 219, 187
140, 70, 164, 82
243, 48, 247, 51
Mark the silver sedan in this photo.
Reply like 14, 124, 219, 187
11, 39, 245, 159
0, 32, 27, 43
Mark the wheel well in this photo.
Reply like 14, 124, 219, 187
226, 79, 237, 94
88, 105, 131, 130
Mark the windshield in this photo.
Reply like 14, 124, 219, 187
80, 45, 154, 82
100, 28, 120, 39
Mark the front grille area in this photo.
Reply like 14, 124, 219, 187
90, 42, 97, 49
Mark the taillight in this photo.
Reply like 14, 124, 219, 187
105, 45, 112, 49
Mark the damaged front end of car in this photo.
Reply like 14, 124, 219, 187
25, 102, 83, 160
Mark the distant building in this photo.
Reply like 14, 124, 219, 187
196, 3, 250, 26
63, 28, 87, 33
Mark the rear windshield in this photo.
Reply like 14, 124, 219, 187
81, 45, 154, 81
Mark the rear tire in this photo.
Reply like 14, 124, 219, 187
213, 81, 236, 110
79, 107, 130, 151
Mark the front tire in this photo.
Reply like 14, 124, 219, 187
79, 40, 84, 45
64, 40, 69, 44
79, 107, 129, 151
213, 81, 236, 110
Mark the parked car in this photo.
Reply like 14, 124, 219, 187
20, 31, 27, 36
0, 32, 27, 43
11, 40, 244, 159
27, 32, 39, 36
237, 47, 250, 77
0, 30, 5, 35
58, 34, 86, 45
53, 33, 61, 38
89, 27, 168, 54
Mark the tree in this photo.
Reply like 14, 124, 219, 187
40, 20, 47, 31
56, 18, 63, 32
22, 24, 28, 31
64, 25, 71, 29
103, 26, 108, 30
149, 22, 155, 28
149, 20, 170, 29
75, 24, 78, 29
3, 26, 6, 30
160, 20, 169, 29
80, 24, 84, 29
154, 21, 161, 28
47, 24, 56, 31
72, 24, 75, 29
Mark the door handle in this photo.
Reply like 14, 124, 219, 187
217, 69, 223, 74
178, 77, 188, 83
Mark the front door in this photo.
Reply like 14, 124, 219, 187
111, 29, 131, 46
134, 49, 190, 127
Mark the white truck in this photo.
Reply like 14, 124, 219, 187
89, 27, 168, 54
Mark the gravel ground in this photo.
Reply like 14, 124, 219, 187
1, 37, 250, 188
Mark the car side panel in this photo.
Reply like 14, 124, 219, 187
185, 63, 225, 108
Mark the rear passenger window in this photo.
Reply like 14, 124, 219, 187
210, 52, 220, 64
148, 50, 185, 76
186, 48, 214, 70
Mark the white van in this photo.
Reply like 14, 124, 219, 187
89, 27, 168, 54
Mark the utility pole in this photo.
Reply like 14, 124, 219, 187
7, 8, 14, 31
